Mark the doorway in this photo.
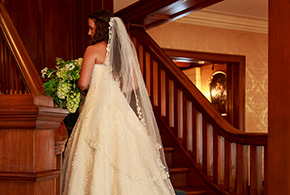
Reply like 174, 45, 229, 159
164, 48, 245, 131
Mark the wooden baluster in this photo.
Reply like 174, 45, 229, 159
224, 140, 231, 191
168, 79, 174, 128
237, 144, 249, 194
173, 83, 178, 137
5, 44, 9, 94
0, 37, 3, 93
187, 101, 193, 151
9, 52, 14, 94
149, 55, 154, 102
137, 42, 144, 75
12, 59, 17, 94
250, 145, 263, 195
145, 51, 151, 96
165, 74, 170, 124
177, 90, 183, 139
157, 65, 162, 116
213, 129, 219, 183
202, 116, 208, 175
15, 59, 20, 94
20, 71, 27, 94
0, 37, 4, 94
191, 105, 197, 162
2, 41, 6, 94
229, 143, 237, 193
142, 47, 146, 81
152, 60, 158, 107
160, 69, 166, 117
207, 124, 213, 178
131, 35, 137, 48
196, 111, 203, 165
182, 95, 188, 149
218, 136, 225, 186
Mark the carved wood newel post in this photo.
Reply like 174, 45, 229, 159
0, 94, 69, 195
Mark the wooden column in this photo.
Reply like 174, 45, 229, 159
268, 0, 290, 194
0, 94, 69, 195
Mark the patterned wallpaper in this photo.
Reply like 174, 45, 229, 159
147, 22, 268, 133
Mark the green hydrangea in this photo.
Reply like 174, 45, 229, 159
67, 92, 81, 113
57, 82, 72, 99
41, 57, 83, 113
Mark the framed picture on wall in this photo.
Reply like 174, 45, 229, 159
210, 71, 227, 114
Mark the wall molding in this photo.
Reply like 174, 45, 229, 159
175, 9, 268, 34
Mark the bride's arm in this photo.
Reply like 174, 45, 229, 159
77, 46, 96, 92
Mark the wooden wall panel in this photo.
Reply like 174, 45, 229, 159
44, 0, 72, 68
268, 0, 290, 194
17, 0, 40, 70
1, 0, 113, 74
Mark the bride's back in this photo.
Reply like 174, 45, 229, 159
88, 41, 107, 65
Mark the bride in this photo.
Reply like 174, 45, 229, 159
62, 9, 175, 195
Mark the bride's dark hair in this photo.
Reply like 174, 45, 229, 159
88, 10, 114, 45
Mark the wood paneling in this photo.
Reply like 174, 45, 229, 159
1, 0, 113, 73
268, 0, 290, 194
0, 94, 69, 195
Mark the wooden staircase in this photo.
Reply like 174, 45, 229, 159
165, 147, 206, 195
129, 26, 268, 195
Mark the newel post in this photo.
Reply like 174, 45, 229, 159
0, 94, 69, 195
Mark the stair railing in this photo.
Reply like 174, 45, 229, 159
0, 2, 43, 94
130, 26, 267, 195
0, 3, 68, 194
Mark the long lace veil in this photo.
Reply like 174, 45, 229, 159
107, 17, 170, 176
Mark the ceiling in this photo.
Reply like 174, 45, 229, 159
178, 0, 268, 34
203, 0, 268, 19
114, 0, 268, 19
114, 0, 269, 34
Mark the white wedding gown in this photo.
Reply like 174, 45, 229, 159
62, 63, 175, 195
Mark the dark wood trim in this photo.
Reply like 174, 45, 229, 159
115, 0, 222, 29
0, 170, 61, 182
163, 48, 245, 131
268, 0, 290, 194
0, 94, 69, 194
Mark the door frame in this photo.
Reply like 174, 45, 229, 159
163, 48, 245, 131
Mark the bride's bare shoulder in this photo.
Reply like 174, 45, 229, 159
86, 42, 106, 53
84, 41, 107, 63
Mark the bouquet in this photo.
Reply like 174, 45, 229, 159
41, 57, 83, 113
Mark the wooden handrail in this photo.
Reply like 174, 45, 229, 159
130, 26, 267, 195
0, 2, 43, 94
130, 26, 267, 145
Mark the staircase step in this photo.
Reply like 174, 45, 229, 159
169, 166, 189, 173
175, 187, 206, 195
164, 146, 174, 152
164, 146, 174, 166
169, 166, 189, 187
